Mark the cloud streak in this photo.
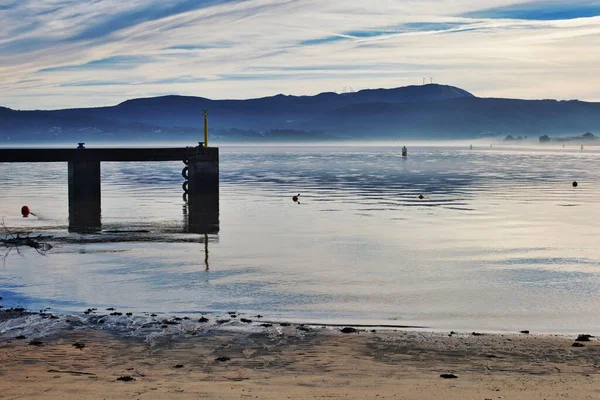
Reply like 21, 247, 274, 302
1, 0, 600, 109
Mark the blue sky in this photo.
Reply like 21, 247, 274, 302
1, 0, 600, 109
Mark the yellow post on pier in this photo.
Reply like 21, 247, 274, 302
203, 110, 209, 148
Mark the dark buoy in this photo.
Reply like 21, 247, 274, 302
418, 195, 424, 200
573, 181, 578, 187
292, 194, 300, 203
21, 205, 30, 218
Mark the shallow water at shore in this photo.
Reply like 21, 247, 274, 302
1, 144, 600, 333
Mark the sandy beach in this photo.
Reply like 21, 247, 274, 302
1, 316, 599, 399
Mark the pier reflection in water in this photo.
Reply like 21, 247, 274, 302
68, 200, 102, 233
69, 190, 219, 236
67, 191, 219, 270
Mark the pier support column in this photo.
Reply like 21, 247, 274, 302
68, 160, 101, 232
187, 150, 219, 233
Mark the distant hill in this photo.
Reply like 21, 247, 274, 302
539, 132, 598, 143
2, 84, 600, 142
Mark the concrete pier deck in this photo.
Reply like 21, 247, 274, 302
0, 147, 216, 162
0, 146, 219, 233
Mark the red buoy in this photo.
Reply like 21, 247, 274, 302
21, 205, 30, 218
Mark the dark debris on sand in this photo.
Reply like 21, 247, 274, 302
341, 327, 358, 334
440, 374, 458, 379
116, 376, 135, 382
576, 334, 594, 342
215, 356, 231, 362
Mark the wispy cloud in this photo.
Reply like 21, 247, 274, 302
37, 55, 155, 72
1, 0, 600, 109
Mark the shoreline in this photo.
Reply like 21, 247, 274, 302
1, 307, 598, 339
1, 309, 599, 399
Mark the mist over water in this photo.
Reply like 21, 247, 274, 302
1, 143, 599, 333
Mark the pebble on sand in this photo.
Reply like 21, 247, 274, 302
440, 374, 458, 379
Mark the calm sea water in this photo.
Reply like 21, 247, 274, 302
1, 144, 599, 333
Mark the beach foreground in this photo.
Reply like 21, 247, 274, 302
1, 326, 599, 399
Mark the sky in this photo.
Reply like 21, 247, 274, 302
1, 0, 600, 109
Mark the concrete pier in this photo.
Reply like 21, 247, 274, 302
187, 151, 219, 234
0, 146, 219, 233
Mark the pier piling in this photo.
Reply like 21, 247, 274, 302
68, 160, 101, 231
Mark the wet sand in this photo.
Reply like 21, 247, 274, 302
1, 327, 599, 399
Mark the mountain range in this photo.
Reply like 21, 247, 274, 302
1, 84, 599, 142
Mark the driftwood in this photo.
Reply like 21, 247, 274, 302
1, 218, 53, 266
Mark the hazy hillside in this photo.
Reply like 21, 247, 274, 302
1, 84, 599, 142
